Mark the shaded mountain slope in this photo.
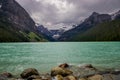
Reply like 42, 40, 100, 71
71, 19, 120, 41
59, 12, 111, 41
0, 0, 47, 42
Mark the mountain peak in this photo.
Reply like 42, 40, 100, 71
111, 10, 120, 20
116, 10, 120, 14
92, 12, 99, 16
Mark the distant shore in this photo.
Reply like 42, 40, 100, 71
0, 63, 120, 80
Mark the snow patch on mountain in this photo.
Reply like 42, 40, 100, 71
0, 4, 2, 8
45, 23, 76, 31
110, 10, 120, 20
52, 34, 60, 39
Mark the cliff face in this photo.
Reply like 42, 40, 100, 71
0, 0, 47, 42
0, 0, 37, 31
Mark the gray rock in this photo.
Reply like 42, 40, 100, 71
51, 67, 73, 77
27, 75, 41, 80
0, 72, 13, 78
59, 63, 69, 68
21, 68, 39, 79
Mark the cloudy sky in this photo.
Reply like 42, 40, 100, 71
16, 0, 120, 30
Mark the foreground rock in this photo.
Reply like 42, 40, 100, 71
64, 75, 77, 80
55, 75, 64, 80
54, 75, 77, 80
80, 64, 97, 70
88, 74, 103, 80
59, 63, 69, 68
27, 75, 42, 80
0, 63, 120, 80
51, 67, 73, 77
79, 72, 120, 80
0, 72, 13, 78
0, 72, 13, 80
21, 68, 39, 79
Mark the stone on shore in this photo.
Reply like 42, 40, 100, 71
0, 63, 120, 80
59, 63, 69, 68
27, 75, 42, 80
88, 74, 103, 80
0, 72, 13, 78
64, 75, 77, 80
80, 64, 97, 70
51, 67, 73, 77
79, 72, 120, 80
0, 72, 13, 80
55, 75, 64, 80
21, 68, 39, 78
79, 78, 87, 80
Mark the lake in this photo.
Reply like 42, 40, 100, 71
0, 42, 120, 75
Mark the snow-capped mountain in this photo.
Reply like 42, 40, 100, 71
111, 10, 120, 20
37, 10, 120, 41
59, 12, 112, 41
0, 4, 2, 8
37, 24, 76, 39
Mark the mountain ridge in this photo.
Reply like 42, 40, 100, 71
0, 0, 47, 42
58, 10, 120, 41
71, 19, 120, 41
0, 0, 120, 42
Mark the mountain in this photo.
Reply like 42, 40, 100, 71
37, 25, 52, 37
0, 0, 47, 42
37, 24, 66, 40
59, 12, 114, 41
37, 25, 55, 41
71, 19, 120, 41
112, 10, 120, 20
50, 29, 65, 39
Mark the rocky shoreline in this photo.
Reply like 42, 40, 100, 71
0, 63, 120, 80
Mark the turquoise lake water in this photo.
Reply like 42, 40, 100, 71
0, 42, 120, 75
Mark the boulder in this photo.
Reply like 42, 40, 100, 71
79, 75, 103, 80
79, 78, 87, 80
41, 78, 50, 80
8, 78, 23, 80
84, 64, 94, 68
0, 72, 13, 78
64, 75, 77, 80
80, 64, 97, 70
40, 73, 52, 80
59, 63, 69, 68
51, 67, 73, 77
55, 75, 64, 80
0, 72, 13, 80
88, 74, 103, 80
21, 68, 39, 78
32, 79, 41, 80
16, 78, 24, 80
0, 75, 7, 80
27, 75, 41, 80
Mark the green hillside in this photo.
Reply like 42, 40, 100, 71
0, 21, 47, 42
0, 0, 48, 42
72, 19, 120, 41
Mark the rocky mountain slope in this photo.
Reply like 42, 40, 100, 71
37, 25, 65, 40
71, 19, 120, 41
59, 11, 120, 41
0, 0, 47, 42
37, 25, 55, 41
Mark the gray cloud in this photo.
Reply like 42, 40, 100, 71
16, 0, 120, 29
